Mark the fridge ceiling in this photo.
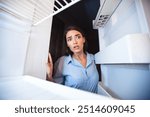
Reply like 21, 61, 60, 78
93, 0, 122, 29
0, 0, 81, 26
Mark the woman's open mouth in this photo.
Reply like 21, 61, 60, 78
73, 45, 79, 49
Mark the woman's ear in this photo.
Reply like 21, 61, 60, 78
66, 43, 69, 47
83, 37, 85, 43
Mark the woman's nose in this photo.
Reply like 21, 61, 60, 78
73, 38, 77, 44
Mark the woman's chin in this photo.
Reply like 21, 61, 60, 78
72, 50, 82, 54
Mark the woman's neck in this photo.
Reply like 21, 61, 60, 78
73, 51, 87, 67
73, 51, 85, 59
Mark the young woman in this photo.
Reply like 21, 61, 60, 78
47, 25, 99, 93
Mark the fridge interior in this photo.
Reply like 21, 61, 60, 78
94, 0, 150, 99
0, 0, 150, 99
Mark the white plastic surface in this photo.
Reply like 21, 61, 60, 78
0, 75, 114, 100
95, 33, 150, 64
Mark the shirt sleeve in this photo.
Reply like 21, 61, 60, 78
53, 56, 65, 84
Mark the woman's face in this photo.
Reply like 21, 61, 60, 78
66, 30, 85, 54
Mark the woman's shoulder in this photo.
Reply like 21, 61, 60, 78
87, 52, 94, 56
55, 56, 66, 63
58, 55, 70, 60
86, 52, 95, 60
55, 55, 69, 65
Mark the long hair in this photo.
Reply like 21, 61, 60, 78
63, 25, 88, 56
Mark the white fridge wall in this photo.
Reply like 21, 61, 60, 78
24, 18, 52, 79
0, 12, 31, 77
0, 0, 54, 79
140, 0, 150, 31
23, 0, 53, 79
98, 0, 150, 99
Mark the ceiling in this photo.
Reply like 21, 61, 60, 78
55, 0, 100, 33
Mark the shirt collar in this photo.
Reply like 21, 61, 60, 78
86, 52, 94, 67
66, 52, 94, 66
66, 55, 73, 64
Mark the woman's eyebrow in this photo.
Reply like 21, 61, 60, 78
67, 33, 81, 39
75, 34, 81, 36
66, 36, 72, 39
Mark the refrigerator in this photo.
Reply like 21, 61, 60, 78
0, 0, 150, 100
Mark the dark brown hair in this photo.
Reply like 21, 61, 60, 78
63, 25, 88, 56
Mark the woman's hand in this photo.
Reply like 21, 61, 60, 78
46, 53, 53, 81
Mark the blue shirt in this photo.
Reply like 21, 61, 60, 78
53, 53, 99, 93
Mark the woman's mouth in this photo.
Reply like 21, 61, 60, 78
73, 45, 79, 49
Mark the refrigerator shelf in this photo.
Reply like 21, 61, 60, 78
95, 33, 150, 64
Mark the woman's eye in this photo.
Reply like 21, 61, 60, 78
67, 38, 72, 42
76, 35, 81, 39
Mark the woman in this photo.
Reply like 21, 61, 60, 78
47, 25, 99, 93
